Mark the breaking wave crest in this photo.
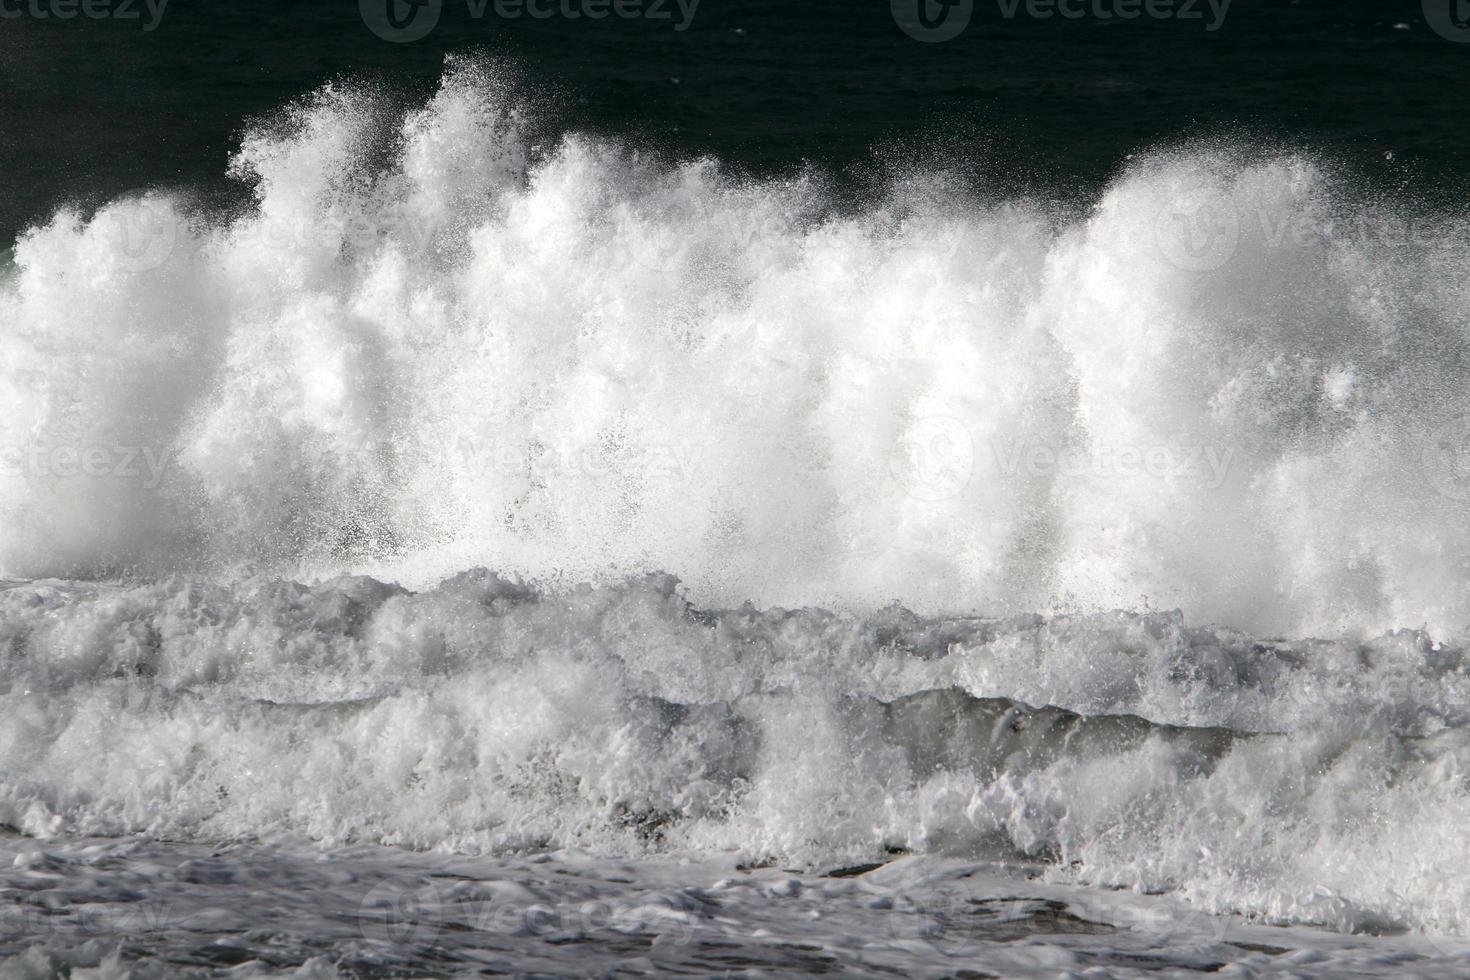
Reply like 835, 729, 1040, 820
2, 58, 1469, 637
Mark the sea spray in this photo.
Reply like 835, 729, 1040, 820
2, 58, 1468, 637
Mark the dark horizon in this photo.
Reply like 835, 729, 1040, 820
4, 0, 1470, 242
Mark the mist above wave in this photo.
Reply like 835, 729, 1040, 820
2, 57, 1469, 636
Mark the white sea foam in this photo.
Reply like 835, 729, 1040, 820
1, 573, 1469, 939
2, 59, 1468, 637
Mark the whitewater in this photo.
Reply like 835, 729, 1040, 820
4, 58, 1470, 976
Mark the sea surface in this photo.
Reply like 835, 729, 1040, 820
4, 1, 1470, 976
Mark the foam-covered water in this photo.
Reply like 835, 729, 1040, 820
4, 56, 1470, 973
3, 572, 1470, 943
10, 836, 1470, 979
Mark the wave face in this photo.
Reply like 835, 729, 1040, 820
3, 572, 1470, 937
3, 60, 1470, 637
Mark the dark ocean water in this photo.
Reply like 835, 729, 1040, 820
2, 0, 1469, 241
